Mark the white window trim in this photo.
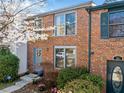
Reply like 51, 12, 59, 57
54, 11, 77, 36
54, 46, 77, 69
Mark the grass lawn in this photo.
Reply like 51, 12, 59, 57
0, 82, 15, 90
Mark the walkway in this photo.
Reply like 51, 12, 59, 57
0, 74, 40, 93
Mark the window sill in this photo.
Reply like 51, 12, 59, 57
101, 37, 124, 42
33, 28, 43, 31
52, 34, 77, 37
109, 36, 124, 39
109, 38, 124, 42
54, 67, 63, 70
54, 66, 75, 70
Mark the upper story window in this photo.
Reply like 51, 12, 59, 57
55, 14, 65, 36
101, 10, 124, 39
54, 12, 76, 36
35, 17, 43, 29
109, 11, 124, 37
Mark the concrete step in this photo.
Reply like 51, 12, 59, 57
20, 73, 41, 82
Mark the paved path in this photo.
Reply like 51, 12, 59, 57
0, 74, 40, 93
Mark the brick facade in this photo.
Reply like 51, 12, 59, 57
91, 9, 108, 80
90, 10, 108, 93
91, 8, 124, 93
27, 1, 124, 93
28, 7, 90, 72
27, 2, 124, 93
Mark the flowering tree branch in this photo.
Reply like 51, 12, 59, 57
0, 0, 53, 45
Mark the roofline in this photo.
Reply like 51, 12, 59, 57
86, 1, 124, 11
26, 1, 96, 20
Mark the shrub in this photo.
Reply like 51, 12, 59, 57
0, 48, 19, 82
80, 74, 104, 90
60, 79, 100, 93
0, 47, 10, 55
57, 67, 88, 89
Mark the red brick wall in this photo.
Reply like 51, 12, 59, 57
91, 9, 108, 80
28, 8, 89, 72
91, 10, 108, 93
91, 9, 124, 93
27, 5, 124, 93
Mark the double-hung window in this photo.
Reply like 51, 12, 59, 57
54, 46, 76, 68
55, 14, 65, 36
54, 12, 76, 36
35, 17, 43, 29
101, 10, 124, 39
109, 11, 124, 37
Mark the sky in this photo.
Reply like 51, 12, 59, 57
31, 0, 105, 14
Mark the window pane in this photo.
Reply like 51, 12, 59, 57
109, 11, 124, 37
66, 13, 75, 35
35, 19, 42, 29
36, 49, 42, 64
109, 25, 124, 37
112, 66, 123, 93
109, 11, 124, 24
55, 15, 65, 36
55, 48, 64, 68
66, 48, 75, 67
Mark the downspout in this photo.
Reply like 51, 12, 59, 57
87, 10, 91, 73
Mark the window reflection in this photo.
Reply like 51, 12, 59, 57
109, 25, 124, 37
55, 48, 65, 68
109, 11, 124, 37
35, 49, 42, 64
55, 15, 65, 36
112, 66, 123, 92
66, 48, 75, 67
36, 49, 42, 56
55, 47, 76, 68
35, 18, 42, 29
55, 12, 76, 36
66, 13, 75, 35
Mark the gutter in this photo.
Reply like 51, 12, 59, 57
86, 1, 124, 73
33, 1, 94, 17
25, 1, 95, 20
87, 9, 92, 73
86, 1, 124, 11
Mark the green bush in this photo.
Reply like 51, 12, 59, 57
61, 79, 100, 93
57, 67, 88, 89
80, 74, 103, 90
0, 47, 10, 55
0, 48, 19, 82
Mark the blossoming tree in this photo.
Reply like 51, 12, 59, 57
0, 0, 53, 45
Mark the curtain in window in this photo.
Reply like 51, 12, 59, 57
55, 15, 65, 36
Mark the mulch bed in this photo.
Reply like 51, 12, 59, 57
13, 64, 59, 93
12, 83, 49, 93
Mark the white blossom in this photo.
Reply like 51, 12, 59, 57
0, 0, 54, 46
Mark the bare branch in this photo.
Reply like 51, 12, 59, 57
0, 18, 14, 32
0, 0, 10, 19
14, 0, 46, 16
13, 1, 22, 14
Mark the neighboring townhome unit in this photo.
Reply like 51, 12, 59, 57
87, 1, 124, 93
27, 1, 95, 73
